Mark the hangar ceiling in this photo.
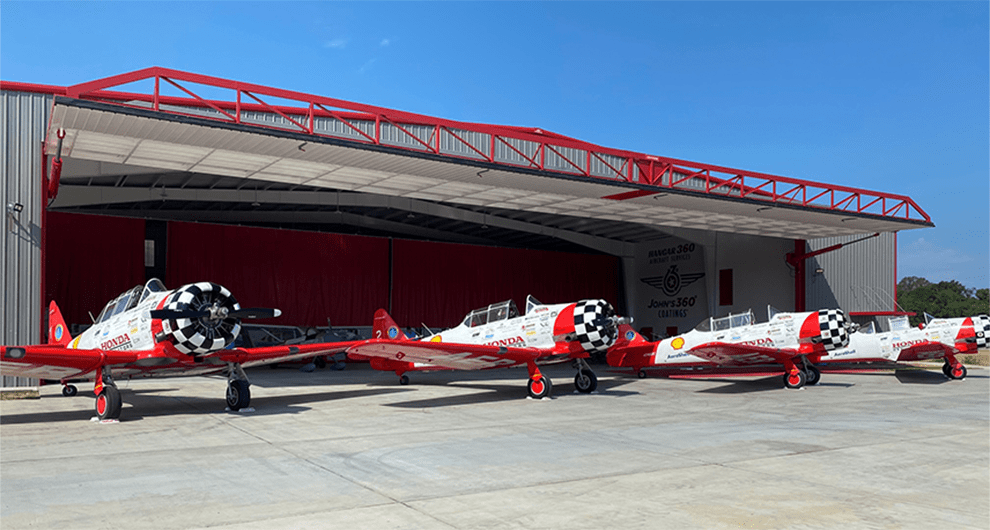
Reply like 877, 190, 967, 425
41, 69, 933, 255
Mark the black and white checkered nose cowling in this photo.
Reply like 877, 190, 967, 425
974, 316, 990, 348
817, 309, 850, 351
162, 282, 242, 355
573, 300, 619, 353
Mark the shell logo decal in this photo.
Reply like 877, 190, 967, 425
671, 337, 685, 350
430, 335, 442, 343
387, 326, 399, 339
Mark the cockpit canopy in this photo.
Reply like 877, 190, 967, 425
693, 310, 754, 333
462, 299, 520, 328
95, 278, 167, 324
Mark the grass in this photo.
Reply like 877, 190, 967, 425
0, 389, 40, 400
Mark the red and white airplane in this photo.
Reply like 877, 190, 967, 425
0, 279, 357, 421
823, 313, 989, 379
607, 307, 853, 389
346, 296, 625, 398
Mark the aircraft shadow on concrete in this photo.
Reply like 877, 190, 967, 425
381, 377, 639, 409
892, 369, 953, 385
0, 387, 410, 425
690, 376, 852, 394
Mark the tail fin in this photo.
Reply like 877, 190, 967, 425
614, 324, 648, 347
48, 301, 72, 346
373, 309, 409, 341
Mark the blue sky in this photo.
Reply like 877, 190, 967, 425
2, 2, 987, 289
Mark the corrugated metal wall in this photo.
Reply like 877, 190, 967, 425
1, 90, 50, 387
805, 232, 897, 314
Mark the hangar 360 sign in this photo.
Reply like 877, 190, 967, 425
633, 237, 710, 334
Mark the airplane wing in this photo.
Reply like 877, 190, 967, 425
347, 339, 543, 370
686, 342, 797, 366
0, 345, 138, 381
895, 341, 955, 362
219, 341, 362, 368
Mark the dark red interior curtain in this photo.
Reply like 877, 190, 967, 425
391, 240, 619, 328
165, 222, 388, 326
44, 212, 146, 327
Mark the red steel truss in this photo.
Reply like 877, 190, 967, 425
2, 67, 931, 224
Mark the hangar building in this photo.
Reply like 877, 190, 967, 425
1, 68, 933, 386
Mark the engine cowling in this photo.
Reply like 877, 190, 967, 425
799, 309, 851, 352
972, 315, 990, 349
159, 282, 242, 355
568, 299, 620, 353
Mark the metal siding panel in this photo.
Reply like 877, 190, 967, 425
1, 90, 49, 388
805, 232, 896, 313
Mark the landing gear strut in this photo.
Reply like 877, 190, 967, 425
573, 358, 598, 393
943, 358, 967, 380
94, 368, 122, 421
526, 362, 552, 399
226, 363, 251, 411
782, 358, 806, 390
801, 357, 821, 386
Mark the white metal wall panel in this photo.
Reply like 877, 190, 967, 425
805, 232, 896, 313
1, 90, 49, 387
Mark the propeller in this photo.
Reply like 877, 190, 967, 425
151, 307, 282, 321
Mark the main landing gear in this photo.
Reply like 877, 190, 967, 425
573, 358, 598, 394
782, 356, 821, 390
62, 384, 78, 397
942, 357, 967, 380
226, 363, 251, 411
94, 368, 122, 421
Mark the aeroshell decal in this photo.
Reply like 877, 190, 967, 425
54, 324, 64, 342
625, 330, 635, 341
387, 326, 399, 339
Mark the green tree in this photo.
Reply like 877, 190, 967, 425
897, 276, 931, 296
898, 278, 990, 326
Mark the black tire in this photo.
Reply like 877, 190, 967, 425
942, 362, 952, 378
574, 369, 598, 393
62, 384, 78, 397
783, 370, 806, 390
949, 364, 967, 380
637, 370, 647, 379
804, 365, 822, 386
95, 385, 121, 420
226, 380, 251, 410
528, 375, 552, 399
399, 374, 410, 386
313, 356, 327, 369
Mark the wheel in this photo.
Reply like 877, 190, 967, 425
95, 385, 121, 420
574, 369, 598, 393
226, 380, 251, 410
527, 376, 552, 399
804, 365, 821, 386
637, 370, 647, 379
783, 370, 806, 390
949, 364, 967, 380
62, 384, 78, 397
313, 356, 327, 369
399, 374, 410, 385
942, 362, 952, 378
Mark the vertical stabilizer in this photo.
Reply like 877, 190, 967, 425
373, 309, 408, 341
48, 301, 72, 346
